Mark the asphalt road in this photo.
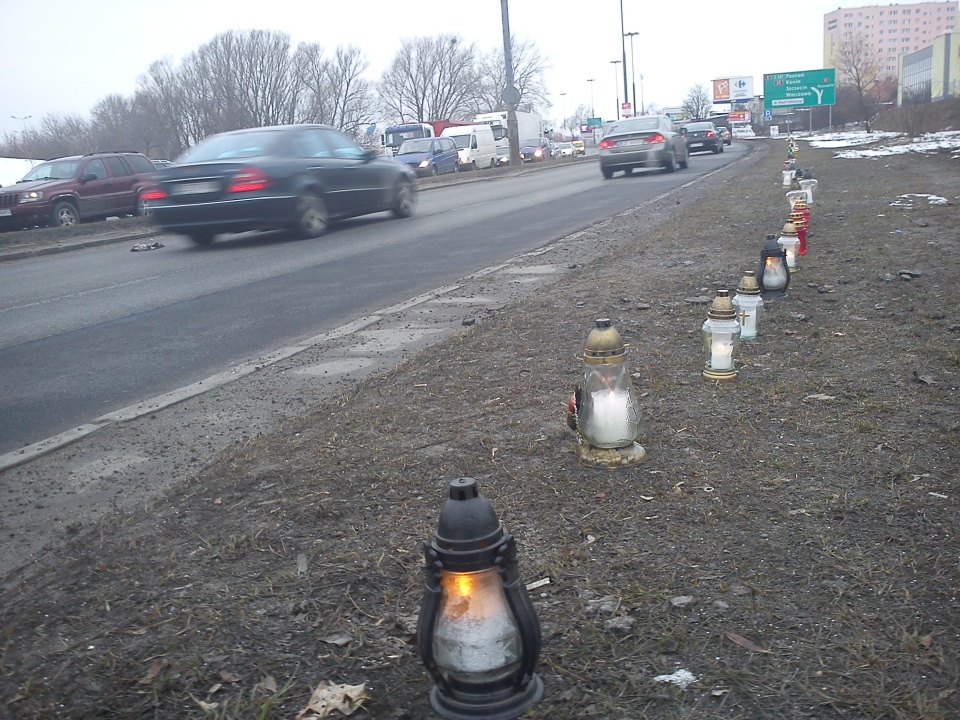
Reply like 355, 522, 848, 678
0, 146, 747, 456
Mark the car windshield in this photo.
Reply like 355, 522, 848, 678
20, 160, 80, 182
609, 118, 659, 134
179, 129, 286, 162
398, 139, 433, 154
684, 122, 714, 131
520, 139, 542, 147
448, 134, 471, 150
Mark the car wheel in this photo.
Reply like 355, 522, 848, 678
712, 144, 721, 154
471, 161, 478, 171
624, 167, 633, 176
295, 193, 328, 238
678, 152, 689, 169
391, 180, 415, 218
454, 163, 460, 173
601, 166, 614, 180
662, 151, 676, 173
430, 165, 438, 177
187, 231, 215, 246
720, 143, 725, 153
136, 191, 152, 217
51, 200, 79, 227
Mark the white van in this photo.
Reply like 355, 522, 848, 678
440, 124, 498, 170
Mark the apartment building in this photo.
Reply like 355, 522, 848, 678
823, 1, 957, 79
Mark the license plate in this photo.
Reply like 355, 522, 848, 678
0, 209, 11, 217
690, 143, 703, 148
620, 139, 642, 147
171, 181, 219, 195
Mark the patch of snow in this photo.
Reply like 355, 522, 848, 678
0, 158, 43, 188
653, 669, 697, 689
803, 130, 960, 159
889, 193, 948, 207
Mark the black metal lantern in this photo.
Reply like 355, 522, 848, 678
417, 477, 544, 720
756, 234, 790, 296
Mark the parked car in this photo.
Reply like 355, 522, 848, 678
519, 137, 552, 163
680, 121, 724, 154
396, 136, 459, 177
144, 124, 417, 246
0, 151, 158, 230
597, 115, 689, 179
719, 126, 732, 145
555, 142, 576, 158
572, 139, 586, 156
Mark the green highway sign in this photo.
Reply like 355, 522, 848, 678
587, 117, 603, 128
763, 69, 836, 108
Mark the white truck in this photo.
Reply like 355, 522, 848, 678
473, 111, 544, 165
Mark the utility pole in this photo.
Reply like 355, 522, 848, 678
560, 92, 567, 133
500, 0, 521, 166
611, 60, 622, 120
11, 114, 31, 138
624, 31, 638, 116
619, 0, 628, 105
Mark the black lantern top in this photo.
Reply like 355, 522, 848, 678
432, 477, 506, 572
760, 234, 786, 260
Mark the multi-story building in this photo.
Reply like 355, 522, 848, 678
899, 31, 960, 102
824, 2, 957, 79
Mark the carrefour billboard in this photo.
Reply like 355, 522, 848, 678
712, 76, 754, 103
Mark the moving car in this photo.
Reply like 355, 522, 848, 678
719, 127, 732, 145
597, 115, 689, 179
0, 151, 157, 230
395, 136, 459, 177
572, 139, 586, 155
555, 142, 576, 158
144, 124, 417, 246
680, 121, 724, 154
519, 137, 552, 163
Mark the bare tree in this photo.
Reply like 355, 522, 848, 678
378, 35, 479, 122
681, 84, 711, 120
834, 33, 886, 132
294, 43, 377, 136
470, 36, 552, 115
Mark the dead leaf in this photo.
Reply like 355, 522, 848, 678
213, 497, 222, 505
297, 553, 308, 575
320, 632, 353, 647
913, 372, 935, 385
295, 681, 368, 719
138, 660, 166, 684
219, 670, 242, 683
803, 394, 836, 403
920, 634, 934, 650
208, 682, 222, 694
259, 674, 278, 693
725, 631, 773, 654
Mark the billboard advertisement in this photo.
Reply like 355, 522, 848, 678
713, 76, 754, 103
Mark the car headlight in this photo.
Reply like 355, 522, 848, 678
534, 149, 543, 157
418, 159, 430, 168
19, 190, 43, 204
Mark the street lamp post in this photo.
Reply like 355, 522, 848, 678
619, 0, 628, 107
640, 74, 645, 114
624, 31, 638, 116
11, 114, 31, 137
611, 60, 622, 120
587, 78, 596, 146
560, 92, 567, 134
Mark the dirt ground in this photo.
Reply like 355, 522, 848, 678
1, 139, 958, 719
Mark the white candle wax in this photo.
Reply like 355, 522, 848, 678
586, 390, 632, 447
764, 258, 788, 290
710, 338, 734, 370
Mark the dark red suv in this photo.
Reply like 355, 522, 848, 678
0, 151, 158, 230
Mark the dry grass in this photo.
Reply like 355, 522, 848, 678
1, 138, 959, 719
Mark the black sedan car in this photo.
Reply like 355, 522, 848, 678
680, 121, 724, 154
597, 115, 689, 179
145, 125, 417, 246
519, 138, 552, 163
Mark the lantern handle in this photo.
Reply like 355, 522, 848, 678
416, 542, 451, 695
497, 534, 542, 690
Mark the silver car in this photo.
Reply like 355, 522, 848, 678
598, 115, 689, 179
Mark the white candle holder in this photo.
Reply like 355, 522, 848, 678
702, 291, 741, 381
732, 272, 764, 341
800, 177, 818, 204
777, 222, 800, 271
567, 319, 647, 469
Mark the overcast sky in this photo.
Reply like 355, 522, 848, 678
1, 0, 856, 138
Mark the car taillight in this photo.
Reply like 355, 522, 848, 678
141, 186, 167, 201
706, 131, 716, 138
645, 134, 666, 144
599, 139, 615, 149
227, 167, 271, 193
